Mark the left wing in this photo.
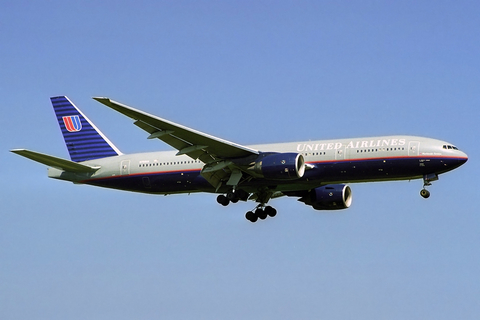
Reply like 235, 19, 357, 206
93, 97, 259, 163
94, 97, 260, 190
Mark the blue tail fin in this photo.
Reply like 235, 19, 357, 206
51, 96, 122, 162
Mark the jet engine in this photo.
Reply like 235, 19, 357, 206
300, 184, 352, 210
252, 153, 305, 180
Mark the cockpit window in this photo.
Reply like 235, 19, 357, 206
443, 144, 459, 150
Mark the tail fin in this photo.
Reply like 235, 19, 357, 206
51, 96, 122, 162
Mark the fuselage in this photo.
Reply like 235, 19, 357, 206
48, 135, 468, 195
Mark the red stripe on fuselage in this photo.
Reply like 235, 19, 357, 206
79, 168, 202, 183
307, 155, 468, 164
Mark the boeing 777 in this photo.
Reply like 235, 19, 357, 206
11, 96, 468, 222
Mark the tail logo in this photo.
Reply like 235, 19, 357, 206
63, 115, 82, 132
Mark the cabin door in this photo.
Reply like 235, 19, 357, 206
335, 147, 345, 160
408, 141, 420, 156
121, 160, 130, 175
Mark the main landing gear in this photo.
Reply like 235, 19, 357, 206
216, 190, 277, 223
245, 205, 277, 223
420, 173, 438, 199
216, 189, 248, 206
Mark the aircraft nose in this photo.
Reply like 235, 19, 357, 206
459, 151, 468, 164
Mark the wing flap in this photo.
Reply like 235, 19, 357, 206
134, 120, 190, 151
134, 120, 210, 160
11, 149, 100, 173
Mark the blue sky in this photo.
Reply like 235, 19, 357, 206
1, 1, 479, 319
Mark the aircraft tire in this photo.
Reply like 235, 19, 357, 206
265, 206, 277, 217
217, 195, 230, 206
420, 189, 430, 199
227, 191, 237, 201
246, 211, 257, 222
256, 208, 268, 220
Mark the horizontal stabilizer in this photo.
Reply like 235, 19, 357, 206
10, 149, 100, 173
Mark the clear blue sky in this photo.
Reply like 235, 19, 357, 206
1, 1, 479, 319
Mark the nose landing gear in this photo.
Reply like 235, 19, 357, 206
420, 173, 438, 199
420, 188, 430, 199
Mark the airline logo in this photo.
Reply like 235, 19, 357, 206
63, 115, 82, 132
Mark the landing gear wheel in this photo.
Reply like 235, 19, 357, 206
420, 189, 430, 199
245, 204, 278, 222
256, 208, 268, 220
226, 190, 241, 203
246, 211, 258, 223
227, 191, 237, 201
265, 206, 277, 217
217, 195, 230, 206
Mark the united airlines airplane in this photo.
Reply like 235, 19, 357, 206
11, 96, 468, 222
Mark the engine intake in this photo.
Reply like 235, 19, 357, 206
253, 153, 305, 180
300, 184, 352, 210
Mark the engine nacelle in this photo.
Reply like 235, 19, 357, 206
253, 153, 305, 180
301, 184, 352, 210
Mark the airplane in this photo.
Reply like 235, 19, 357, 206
11, 96, 468, 222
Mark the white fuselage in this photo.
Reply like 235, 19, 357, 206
48, 135, 468, 195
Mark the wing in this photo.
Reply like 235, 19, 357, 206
93, 97, 259, 164
93, 97, 261, 190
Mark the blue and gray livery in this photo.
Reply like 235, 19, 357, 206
11, 96, 468, 223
